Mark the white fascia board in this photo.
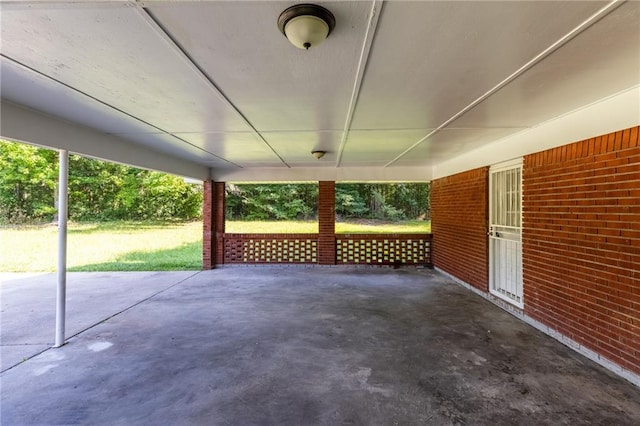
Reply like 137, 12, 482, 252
212, 166, 431, 183
0, 101, 209, 180
432, 86, 640, 180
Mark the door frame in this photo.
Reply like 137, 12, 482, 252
488, 158, 524, 308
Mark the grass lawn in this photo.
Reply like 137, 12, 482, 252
226, 220, 430, 234
1, 220, 430, 272
337, 220, 430, 234
226, 220, 319, 233
0, 221, 203, 272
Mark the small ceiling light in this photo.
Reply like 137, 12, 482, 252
311, 150, 326, 159
278, 4, 336, 50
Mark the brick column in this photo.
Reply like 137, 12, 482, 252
318, 181, 336, 265
203, 181, 226, 269
214, 181, 226, 266
203, 181, 214, 269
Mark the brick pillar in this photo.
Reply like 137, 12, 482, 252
203, 181, 214, 270
318, 181, 336, 265
203, 181, 226, 269
214, 181, 226, 266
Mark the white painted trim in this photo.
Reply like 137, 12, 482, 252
212, 165, 431, 183
436, 267, 640, 388
0, 101, 210, 180
432, 86, 640, 180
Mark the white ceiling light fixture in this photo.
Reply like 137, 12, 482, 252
278, 4, 336, 50
311, 150, 326, 159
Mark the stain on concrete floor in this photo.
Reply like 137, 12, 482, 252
1, 268, 639, 425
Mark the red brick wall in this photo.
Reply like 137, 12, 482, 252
318, 181, 336, 265
523, 126, 640, 374
431, 167, 489, 290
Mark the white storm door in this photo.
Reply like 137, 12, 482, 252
489, 160, 523, 308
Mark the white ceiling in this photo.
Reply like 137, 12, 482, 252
1, 0, 639, 181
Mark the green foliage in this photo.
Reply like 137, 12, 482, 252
226, 182, 430, 222
116, 172, 202, 220
335, 186, 369, 218
1, 139, 430, 225
335, 183, 430, 221
0, 140, 202, 223
0, 142, 57, 223
67, 155, 125, 220
226, 184, 318, 221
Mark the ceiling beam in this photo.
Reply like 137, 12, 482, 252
137, 5, 291, 168
385, 0, 627, 167
336, 0, 383, 167
1, 100, 210, 180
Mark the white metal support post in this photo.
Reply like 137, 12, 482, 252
54, 149, 69, 348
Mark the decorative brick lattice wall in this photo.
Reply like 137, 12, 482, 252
223, 234, 318, 264
336, 234, 432, 265
221, 233, 432, 266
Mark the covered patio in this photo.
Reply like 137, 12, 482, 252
1, 0, 639, 415
2, 268, 640, 424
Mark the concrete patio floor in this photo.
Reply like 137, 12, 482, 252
1, 268, 639, 425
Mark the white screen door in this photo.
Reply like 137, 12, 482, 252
489, 160, 523, 308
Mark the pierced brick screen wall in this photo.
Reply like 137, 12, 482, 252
336, 234, 432, 265
431, 167, 489, 291
222, 233, 432, 266
224, 234, 318, 264
523, 126, 640, 374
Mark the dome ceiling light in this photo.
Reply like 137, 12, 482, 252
278, 4, 336, 50
311, 150, 326, 159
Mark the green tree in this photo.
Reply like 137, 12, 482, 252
1, 139, 429, 224
335, 184, 368, 218
128, 172, 202, 220
68, 155, 126, 220
227, 182, 429, 222
0, 140, 203, 223
0, 141, 57, 223
336, 183, 429, 221
226, 184, 318, 220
